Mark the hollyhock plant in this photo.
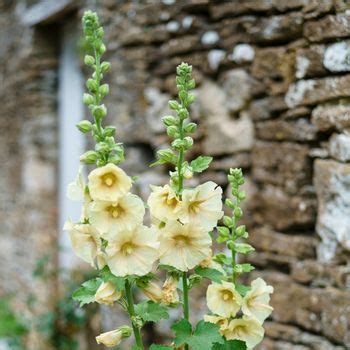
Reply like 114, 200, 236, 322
65, 10, 273, 349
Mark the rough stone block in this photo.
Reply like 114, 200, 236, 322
329, 133, 350, 162
295, 44, 327, 79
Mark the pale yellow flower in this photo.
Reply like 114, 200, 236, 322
89, 193, 145, 238
162, 275, 179, 305
176, 181, 223, 231
63, 220, 105, 269
158, 220, 211, 271
141, 282, 163, 303
206, 281, 242, 317
204, 315, 229, 336
199, 252, 225, 274
95, 281, 122, 305
148, 184, 180, 222
96, 326, 132, 347
225, 317, 264, 349
106, 225, 159, 276
88, 163, 132, 202
242, 278, 274, 324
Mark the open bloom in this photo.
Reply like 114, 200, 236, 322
106, 225, 159, 276
158, 220, 211, 271
176, 181, 223, 231
88, 163, 132, 202
89, 193, 145, 238
225, 317, 264, 349
242, 278, 274, 324
148, 184, 180, 222
204, 315, 230, 336
96, 326, 132, 347
63, 221, 105, 269
95, 281, 122, 305
206, 281, 242, 317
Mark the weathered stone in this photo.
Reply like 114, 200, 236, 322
252, 142, 312, 194
249, 95, 287, 120
285, 75, 350, 108
311, 102, 350, 131
211, 152, 251, 170
207, 49, 225, 71
324, 41, 350, 72
329, 133, 350, 162
256, 118, 318, 142
295, 45, 327, 79
252, 185, 316, 230
304, 13, 350, 42
302, 0, 333, 19
314, 160, 350, 261
229, 43, 255, 63
160, 35, 198, 56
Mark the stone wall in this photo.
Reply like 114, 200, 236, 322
1, 0, 350, 349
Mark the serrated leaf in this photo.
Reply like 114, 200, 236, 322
234, 243, 255, 254
100, 266, 125, 290
235, 284, 251, 297
149, 345, 173, 350
188, 274, 203, 289
213, 340, 247, 350
158, 264, 182, 274
172, 320, 224, 350
134, 301, 169, 323
190, 156, 213, 173
195, 267, 224, 283
72, 278, 102, 307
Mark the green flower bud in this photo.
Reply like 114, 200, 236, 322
99, 84, 109, 97
179, 91, 187, 102
223, 215, 233, 227
234, 207, 243, 218
97, 27, 104, 38
171, 139, 186, 150
184, 136, 193, 149
98, 43, 106, 55
187, 93, 196, 104
84, 55, 95, 66
238, 191, 246, 200
167, 125, 178, 137
225, 198, 235, 209
235, 225, 246, 237
93, 104, 107, 119
162, 115, 177, 126
95, 142, 109, 153
101, 61, 111, 73
227, 240, 235, 251
183, 166, 193, 179
178, 108, 189, 119
86, 78, 98, 92
169, 100, 180, 110
76, 120, 92, 133
80, 150, 98, 164
104, 126, 116, 137
83, 93, 94, 105
184, 122, 197, 133
188, 79, 196, 89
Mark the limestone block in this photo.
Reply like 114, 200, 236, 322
329, 133, 350, 162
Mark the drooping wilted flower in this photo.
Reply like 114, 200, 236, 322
96, 326, 132, 347
204, 315, 230, 336
95, 281, 122, 305
88, 163, 132, 202
162, 275, 179, 305
176, 181, 223, 231
206, 281, 242, 317
106, 225, 159, 276
158, 220, 211, 271
89, 193, 145, 238
242, 278, 274, 324
141, 281, 163, 303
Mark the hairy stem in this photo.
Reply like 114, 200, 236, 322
125, 280, 144, 349
182, 271, 189, 350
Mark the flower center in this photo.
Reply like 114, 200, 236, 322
108, 204, 125, 218
221, 290, 233, 301
102, 173, 117, 187
162, 192, 178, 209
173, 234, 191, 247
121, 242, 135, 255
188, 200, 204, 214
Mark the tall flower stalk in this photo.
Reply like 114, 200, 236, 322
65, 10, 273, 350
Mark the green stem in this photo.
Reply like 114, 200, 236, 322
231, 248, 237, 283
182, 271, 189, 350
177, 118, 185, 195
125, 280, 144, 349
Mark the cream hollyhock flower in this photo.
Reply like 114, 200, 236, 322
95, 281, 122, 305
206, 281, 242, 317
242, 278, 274, 324
96, 326, 132, 347
176, 181, 223, 231
141, 282, 163, 303
88, 163, 132, 202
162, 275, 179, 305
204, 315, 229, 336
106, 225, 159, 276
225, 317, 264, 349
89, 193, 145, 238
199, 252, 225, 274
63, 221, 105, 269
158, 220, 211, 271
148, 184, 180, 222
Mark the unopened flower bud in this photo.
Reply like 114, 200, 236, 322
76, 120, 92, 133
238, 191, 246, 200
95, 281, 121, 305
80, 150, 98, 164
183, 168, 193, 179
93, 104, 107, 119
99, 83, 109, 97
83, 93, 94, 105
184, 136, 193, 149
98, 43, 106, 55
167, 125, 178, 137
178, 108, 188, 119
234, 207, 243, 218
104, 126, 116, 137
86, 78, 98, 92
223, 216, 233, 227
184, 122, 197, 133
162, 115, 177, 126
96, 326, 132, 348
169, 100, 180, 110
227, 240, 235, 250
225, 198, 235, 209
235, 225, 246, 237
101, 61, 111, 73
84, 54, 95, 66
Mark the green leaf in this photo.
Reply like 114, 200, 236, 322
0, 299, 28, 337
158, 264, 182, 275
100, 266, 125, 290
195, 267, 224, 283
150, 148, 178, 167
72, 278, 102, 307
235, 284, 251, 297
234, 263, 255, 273
213, 340, 247, 350
134, 301, 169, 323
172, 320, 224, 350
149, 345, 173, 350
190, 156, 213, 173
188, 274, 203, 289
234, 243, 255, 254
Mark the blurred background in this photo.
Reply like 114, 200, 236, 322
0, 0, 350, 349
